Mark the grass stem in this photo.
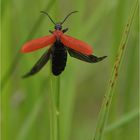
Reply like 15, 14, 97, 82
49, 68, 60, 140
93, 1, 138, 140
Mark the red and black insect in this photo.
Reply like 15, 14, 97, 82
21, 11, 107, 77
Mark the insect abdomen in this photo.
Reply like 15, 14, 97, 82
51, 41, 67, 76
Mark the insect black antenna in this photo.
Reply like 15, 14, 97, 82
61, 11, 78, 25
40, 11, 56, 25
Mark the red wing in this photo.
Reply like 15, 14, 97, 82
21, 35, 56, 53
60, 34, 93, 55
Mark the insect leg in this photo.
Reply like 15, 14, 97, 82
49, 30, 53, 34
62, 28, 68, 33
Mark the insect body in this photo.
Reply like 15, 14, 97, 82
51, 40, 67, 75
21, 11, 107, 77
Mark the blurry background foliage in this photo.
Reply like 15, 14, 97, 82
1, 0, 139, 140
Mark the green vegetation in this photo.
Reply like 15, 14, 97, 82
1, 0, 139, 140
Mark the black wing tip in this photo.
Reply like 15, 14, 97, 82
100, 55, 107, 60
22, 75, 29, 79
22, 73, 33, 79
73, 10, 79, 13
90, 55, 107, 63
40, 11, 46, 14
97, 55, 107, 62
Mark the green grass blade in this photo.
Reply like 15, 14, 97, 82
1, 0, 56, 91
16, 95, 45, 140
105, 109, 139, 133
93, 1, 138, 140
1, 3, 12, 140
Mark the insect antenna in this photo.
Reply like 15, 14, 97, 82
40, 11, 56, 25
61, 11, 78, 25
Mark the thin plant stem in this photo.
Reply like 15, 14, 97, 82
49, 75, 57, 140
93, 1, 138, 140
49, 62, 60, 140
56, 76, 60, 140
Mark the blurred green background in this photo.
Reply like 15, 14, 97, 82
1, 0, 139, 140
